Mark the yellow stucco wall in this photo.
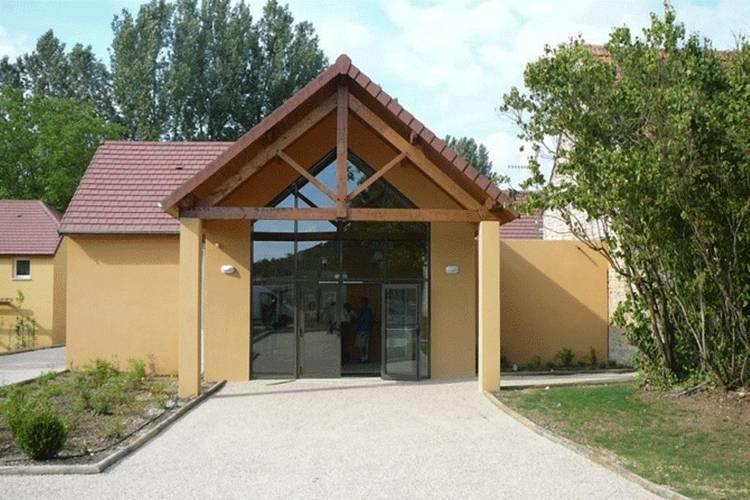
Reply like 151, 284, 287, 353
202, 220, 251, 381
430, 222, 477, 378
500, 240, 609, 366
65, 235, 180, 373
0, 251, 64, 352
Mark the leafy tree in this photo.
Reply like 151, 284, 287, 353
445, 135, 507, 185
502, 8, 750, 388
0, 56, 22, 89
111, 0, 174, 140
112, 0, 327, 140
0, 88, 125, 210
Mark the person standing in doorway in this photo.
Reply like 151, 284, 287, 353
356, 297, 374, 363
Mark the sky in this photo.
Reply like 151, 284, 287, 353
1, 0, 749, 186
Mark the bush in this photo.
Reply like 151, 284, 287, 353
14, 409, 67, 460
555, 347, 575, 368
1, 386, 38, 436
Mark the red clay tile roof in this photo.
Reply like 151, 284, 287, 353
500, 213, 543, 240
0, 200, 62, 255
162, 54, 516, 215
59, 142, 232, 234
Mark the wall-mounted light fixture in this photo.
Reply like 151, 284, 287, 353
445, 265, 459, 275
220, 265, 236, 275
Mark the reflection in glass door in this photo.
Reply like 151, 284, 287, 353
299, 283, 342, 377
382, 284, 420, 380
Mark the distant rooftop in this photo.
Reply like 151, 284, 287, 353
0, 200, 62, 255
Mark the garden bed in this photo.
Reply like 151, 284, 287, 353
0, 360, 207, 467
498, 383, 750, 499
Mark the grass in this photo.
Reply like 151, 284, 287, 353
0, 359, 178, 463
499, 383, 750, 499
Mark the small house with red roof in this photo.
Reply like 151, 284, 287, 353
0, 200, 67, 351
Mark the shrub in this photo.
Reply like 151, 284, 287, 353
1, 386, 38, 436
125, 359, 146, 386
14, 409, 67, 460
89, 378, 131, 415
555, 347, 575, 368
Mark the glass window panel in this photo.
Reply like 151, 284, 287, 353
251, 283, 296, 377
296, 240, 339, 281
384, 286, 419, 378
387, 239, 428, 280
298, 160, 336, 208
341, 239, 385, 281
298, 219, 337, 234
254, 219, 294, 233
252, 241, 294, 281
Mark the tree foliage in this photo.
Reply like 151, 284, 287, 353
0, 0, 328, 208
502, 8, 750, 388
0, 88, 125, 210
445, 135, 507, 185
111, 0, 328, 140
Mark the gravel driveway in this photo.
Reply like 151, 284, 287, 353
3, 378, 657, 499
0, 346, 66, 386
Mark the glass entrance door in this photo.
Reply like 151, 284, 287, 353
298, 283, 342, 377
382, 284, 420, 380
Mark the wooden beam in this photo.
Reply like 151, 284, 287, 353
348, 95, 482, 210
277, 151, 337, 202
348, 152, 405, 201
180, 206, 498, 222
200, 94, 337, 207
336, 84, 349, 219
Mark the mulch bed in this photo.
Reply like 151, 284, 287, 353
0, 373, 208, 466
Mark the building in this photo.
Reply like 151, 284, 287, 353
60, 55, 610, 396
0, 200, 67, 352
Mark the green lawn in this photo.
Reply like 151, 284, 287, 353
499, 384, 750, 499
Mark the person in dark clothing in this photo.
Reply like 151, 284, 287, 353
356, 297, 374, 363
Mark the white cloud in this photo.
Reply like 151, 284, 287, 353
294, 0, 750, 184
0, 25, 26, 59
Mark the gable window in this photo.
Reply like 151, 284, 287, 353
13, 258, 31, 280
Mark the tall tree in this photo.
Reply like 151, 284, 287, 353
0, 88, 125, 210
111, 0, 173, 140
445, 135, 493, 176
111, 0, 327, 140
4, 30, 116, 121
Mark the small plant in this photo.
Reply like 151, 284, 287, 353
102, 415, 126, 439
126, 359, 147, 386
586, 347, 598, 367
14, 408, 67, 460
13, 291, 37, 350
555, 347, 575, 368
530, 355, 543, 370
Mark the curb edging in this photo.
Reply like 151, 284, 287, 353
0, 380, 226, 476
483, 391, 688, 500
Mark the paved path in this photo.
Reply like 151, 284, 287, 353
0, 346, 66, 386
501, 371, 636, 389
3, 378, 656, 499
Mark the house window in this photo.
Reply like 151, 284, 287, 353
13, 258, 31, 280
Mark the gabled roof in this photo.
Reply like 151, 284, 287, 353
0, 200, 62, 255
60, 142, 232, 234
162, 54, 512, 212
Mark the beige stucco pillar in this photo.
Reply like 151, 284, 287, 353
178, 218, 203, 398
478, 220, 501, 392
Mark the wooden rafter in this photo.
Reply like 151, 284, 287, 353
277, 151, 337, 202
199, 94, 337, 207
348, 95, 482, 210
348, 152, 406, 201
181, 206, 490, 223
336, 84, 349, 218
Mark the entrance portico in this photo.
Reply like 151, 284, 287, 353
161, 55, 516, 397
